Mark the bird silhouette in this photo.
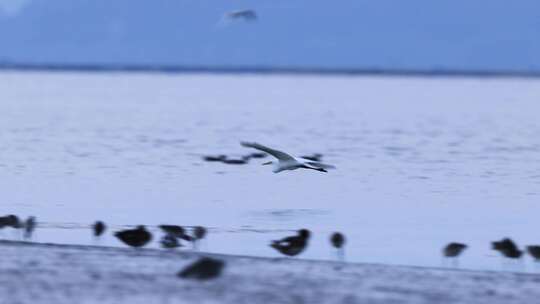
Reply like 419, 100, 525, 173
93, 221, 106, 238
192, 226, 207, 250
160, 234, 181, 249
492, 238, 523, 259
114, 226, 152, 248
270, 229, 310, 257
241, 142, 334, 173
222, 157, 249, 165
492, 238, 523, 271
203, 155, 227, 162
442, 242, 467, 267
23, 216, 36, 240
159, 225, 193, 242
194, 226, 207, 240
0, 214, 21, 229
0, 215, 22, 239
527, 246, 540, 260
245, 152, 267, 159
330, 232, 346, 261
178, 257, 225, 280
225, 10, 258, 22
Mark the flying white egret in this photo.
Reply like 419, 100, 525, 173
240, 142, 335, 173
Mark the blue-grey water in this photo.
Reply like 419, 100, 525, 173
1, 71, 540, 271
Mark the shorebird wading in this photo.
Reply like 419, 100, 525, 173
240, 142, 335, 173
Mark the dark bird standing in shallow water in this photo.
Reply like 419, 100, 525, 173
114, 225, 152, 248
194, 226, 207, 240
178, 257, 225, 280
330, 232, 346, 261
23, 216, 37, 240
442, 242, 467, 267
492, 238, 523, 259
526, 245, 540, 261
492, 238, 523, 271
93, 221, 106, 238
192, 226, 207, 250
270, 229, 310, 257
0, 215, 22, 238
0, 215, 21, 229
160, 234, 181, 249
159, 225, 193, 242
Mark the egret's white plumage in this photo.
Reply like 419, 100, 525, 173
240, 142, 335, 173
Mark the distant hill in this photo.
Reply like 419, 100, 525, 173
1, 0, 539, 72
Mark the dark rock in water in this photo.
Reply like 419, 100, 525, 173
160, 234, 181, 248
93, 220, 106, 237
300, 153, 323, 162
114, 225, 152, 248
203, 155, 227, 162
0, 214, 22, 229
178, 257, 225, 280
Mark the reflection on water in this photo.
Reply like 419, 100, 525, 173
1, 71, 540, 271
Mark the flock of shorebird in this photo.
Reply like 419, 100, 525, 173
0, 214, 346, 279
443, 238, 540, 267
0, 214, 344, 257
6, 213, 540, 268
4, 213, 540, 278
3, 142, 539, 279
95, 222, 208, 250
0, 214, 345, 258
0, 143, 342, 280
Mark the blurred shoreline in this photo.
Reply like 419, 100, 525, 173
2, 240, 540, 304
1, 62, 540, 78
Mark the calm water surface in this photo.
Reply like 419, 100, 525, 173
1, 71, 540, 271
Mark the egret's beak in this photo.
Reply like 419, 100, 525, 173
261, 161, 273, 166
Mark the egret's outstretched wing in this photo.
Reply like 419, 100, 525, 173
240, 142, 295, 161
305, 161, 336, 170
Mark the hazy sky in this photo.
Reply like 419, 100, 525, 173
0, 0, 30, 16
1, 0, 539, 70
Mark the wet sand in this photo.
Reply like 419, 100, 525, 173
1, 240, 539, 304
